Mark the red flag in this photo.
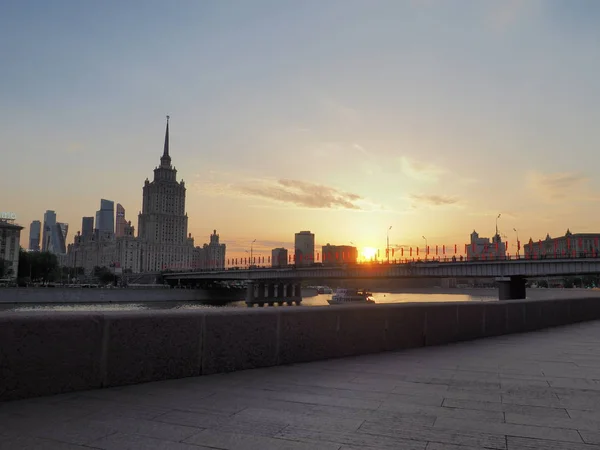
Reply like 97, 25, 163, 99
401, 248, 404, 257
317, 252, 319, 261
442, 245, 445, 255
409, 247, 412, 257
454, 244, 457, 254
578, 237, 583, 250
427, 246, 430, 255
567, 238, 571, 250
417, 247, 419, 256
436, 245, 438, 255
595, 237, 599, 249
517, 240, 521, 251
392, 249, 395, 257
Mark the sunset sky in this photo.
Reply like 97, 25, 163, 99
2, 0, 600, 259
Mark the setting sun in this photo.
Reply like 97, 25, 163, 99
361, 247, 378, 261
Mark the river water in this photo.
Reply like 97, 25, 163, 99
3, 288, 598, 312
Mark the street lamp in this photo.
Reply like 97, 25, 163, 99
422, 236, 428, 257
513, 228, 520, 258
387, 226, 392, 264
250, 239, 256, 267
496, 214, 501, 236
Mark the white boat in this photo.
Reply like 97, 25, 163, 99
328, 288, 375, 305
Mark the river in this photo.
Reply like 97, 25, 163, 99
2, 287, 599, 312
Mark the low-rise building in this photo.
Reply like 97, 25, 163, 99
0, 216, 23, 280
193, 230, 226, 270
524, 229, 600, 258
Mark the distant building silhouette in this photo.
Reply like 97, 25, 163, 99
95, 199, 115, 235
0, 216, 23, 279
295, 231, 315, 266
115, 204, 126, 238
41, 210, 64, 254
29, 220, 41, 251
321, 244, 358, 265
194, 230, 226, 269
466, 230, 506, 259
271, 247, 288, 267
81, 217, 94, 239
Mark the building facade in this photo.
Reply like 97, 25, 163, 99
524, 229, 600, 258
466, 230, 507, 260
95, 199, 114, 235
137, 117, 195, 271
294, 231, 315, 266
321, 244, 358, 265
115, 221, 142, 273
115, 204, 126, 237
29, 220, 41, 251
56, 222, 68, 254
0, 217, 23, 279
271, 247, 288, 267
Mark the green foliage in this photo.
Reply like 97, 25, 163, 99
17, 249, 60, 282
93, 266, 116, 284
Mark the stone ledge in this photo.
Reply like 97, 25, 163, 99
2, 297, 600, 401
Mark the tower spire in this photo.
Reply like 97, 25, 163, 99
160, 115, 171, 167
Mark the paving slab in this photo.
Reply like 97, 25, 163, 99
2, 320, 600, 449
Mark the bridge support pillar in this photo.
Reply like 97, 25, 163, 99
292, 283, 302, 305
497, 276, 526, 300
245, 282, 255, 307
267, 283, 276, 306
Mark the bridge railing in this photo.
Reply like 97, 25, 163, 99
163, 251, 600, 274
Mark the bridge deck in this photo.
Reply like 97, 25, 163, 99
2, 322, 600, 449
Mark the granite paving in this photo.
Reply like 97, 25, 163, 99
2, 320, 600, 449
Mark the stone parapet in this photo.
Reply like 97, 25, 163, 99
2, 297, 600, 401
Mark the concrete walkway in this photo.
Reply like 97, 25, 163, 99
2, 323, 600, 449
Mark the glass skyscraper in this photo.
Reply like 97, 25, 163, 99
95, 199, 115, 235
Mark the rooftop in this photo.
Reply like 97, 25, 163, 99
1, 321, 600, 449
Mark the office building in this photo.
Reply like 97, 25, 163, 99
115, 204, 126, 237
271, 247, 288, 267
115, 221, 142, 273
321, 244, 358, 265
95, 199, 115, 235
81, 217, 94, 239
0, 215, 23, 279
29, 220, 41, 251
294, 231, 315, 266
137, 117, 195, 271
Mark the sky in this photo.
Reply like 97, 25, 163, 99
2, 0, 600, 259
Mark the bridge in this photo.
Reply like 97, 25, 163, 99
163, 257, 600, 300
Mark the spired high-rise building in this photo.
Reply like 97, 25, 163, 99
137, 116, 194, 271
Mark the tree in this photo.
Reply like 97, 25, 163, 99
18, 249, 60, 282
0, 259, 6, 278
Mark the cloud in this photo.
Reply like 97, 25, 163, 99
528, 171, 588, 201
409, 194, 460, 208
195, 174, 366, 210
400, 157, 445, 182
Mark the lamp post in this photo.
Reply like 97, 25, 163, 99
250, 239, 256, 268
496, 213, 501, 236
422, 236, 428, 257
387, 226, 392, 264
513, 228, 520, 258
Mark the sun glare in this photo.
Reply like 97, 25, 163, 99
361, 247, 378, 261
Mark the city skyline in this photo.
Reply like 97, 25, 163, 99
3, 1, 600, 259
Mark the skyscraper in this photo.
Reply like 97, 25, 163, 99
42, 210, 57, 252
95, 199, 115, 235
115, 204, 126, 237
137, 116, 194, 271
56, 222, 68, 254
81, 217, 94, 239
29, 220, 41, 251
194, 230, 226, 269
